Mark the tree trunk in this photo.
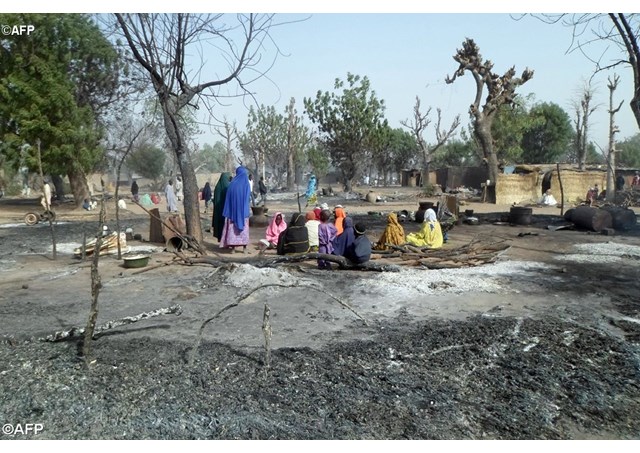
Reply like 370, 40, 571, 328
161, 106, 203, 244
474, 120, 499, 186
67, 165, 90, 208
176, 152, 202, 244
51, 174, 65, 201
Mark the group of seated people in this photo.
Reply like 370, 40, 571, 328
259, 204, 372, 268
260, 204, 446, 269
373, 208, 444, 251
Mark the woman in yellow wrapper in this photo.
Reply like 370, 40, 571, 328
373, 212, 405, 250
405, 208, 443, 249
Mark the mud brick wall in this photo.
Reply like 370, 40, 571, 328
495, 173, 541, 205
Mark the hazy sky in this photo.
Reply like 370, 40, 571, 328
10, 2, 640, 150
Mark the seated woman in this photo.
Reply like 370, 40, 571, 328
373, 212, 405, 250
260, 212, 286, 250
345, 222, 372, 264
332, 217, 355, 257
406, 208, 443, 249
333, 205, 347, 236
540, 189, 557, 206
305, 211, 321, 251
277, 212, 310, 255
317, 209, 337, 270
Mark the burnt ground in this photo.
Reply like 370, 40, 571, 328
0, 194, 640, 440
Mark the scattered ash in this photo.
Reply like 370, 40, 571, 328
1, 315, 639, 440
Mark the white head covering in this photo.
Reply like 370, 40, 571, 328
424, 208, 437, 222
319, 203, 329, 210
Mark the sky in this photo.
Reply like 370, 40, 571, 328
6, 1, 640, 152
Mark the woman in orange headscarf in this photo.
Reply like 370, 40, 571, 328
333, 205, 346, 236
373, 212, 405, 250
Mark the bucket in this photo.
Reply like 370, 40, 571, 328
166, 236, 186, 253
509, 206, 533, 225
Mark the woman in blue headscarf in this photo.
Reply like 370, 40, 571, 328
332, 216, 355, 257
305, 174, 317, 207
220, 166, 252, 253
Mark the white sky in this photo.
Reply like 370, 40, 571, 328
4, 2, 640, 150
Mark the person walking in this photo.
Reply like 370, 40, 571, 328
201, 182, 212, 214
220, 166, 252, 253
175, 176, 183, 202
305, 174, 317, 207
212, 172, 232, 242
131, 180, 139, 202
164, 179, 178, 212
40, 178, 52, 211
258, 176, 268, 205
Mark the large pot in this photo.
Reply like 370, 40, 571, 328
509, 206, 533, 225
415, 201, 436, 223
250, 206, 269, 227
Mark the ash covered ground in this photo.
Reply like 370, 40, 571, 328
1, 204, 640, 440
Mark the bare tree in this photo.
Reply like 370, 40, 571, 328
445, 38, 533, 185
573, 81, 598, 170
606, 75, 624, 202
528, 14, 640, 131
215, 118, 239, 174
114, 13, 280, 244
401, 96, 460, 186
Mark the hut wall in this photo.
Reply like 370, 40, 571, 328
547, 170, 607, 203
495, 173, 540, 205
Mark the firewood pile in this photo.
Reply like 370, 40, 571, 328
374, 238, 511, 269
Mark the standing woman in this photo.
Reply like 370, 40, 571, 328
305, 174, 317, 207
212, 172, 232, 242
164, 179, 178, 212
201, 182, 213, 214
220, 166, 252, 253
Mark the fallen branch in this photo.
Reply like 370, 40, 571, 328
188, 282, 368, 366
41, 305, 183, 342
182, 252, 401, 272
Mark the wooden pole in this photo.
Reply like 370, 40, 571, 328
556, 163, 564, 217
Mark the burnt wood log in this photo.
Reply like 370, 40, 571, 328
42, 305, 183, 342
568, 206, 613, 232
599, 206, 637, 230
184, 253, 401, 272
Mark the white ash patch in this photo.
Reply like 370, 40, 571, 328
554, 241, 640, 264
355, 261, 547, 298
220, 263, 309, 289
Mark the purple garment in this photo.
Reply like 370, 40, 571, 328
222, 166, 251, 231
318, 222, 337, 255
220, 218, 250, 247
332, 217, 355, 256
